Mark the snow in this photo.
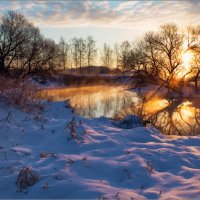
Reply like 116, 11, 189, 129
0, 101, 200, 199
113, 115, 142, 129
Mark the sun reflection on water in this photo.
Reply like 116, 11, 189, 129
40, 85, 200, 135
144, 98, 169, 115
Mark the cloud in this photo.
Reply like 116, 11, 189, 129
0, 0, 199, 30
115, 1, 141, 12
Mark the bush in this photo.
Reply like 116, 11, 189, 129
16, 167, 39, 191
0, 76, 45, 113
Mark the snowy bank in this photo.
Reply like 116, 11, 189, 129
0, 102, 200, 199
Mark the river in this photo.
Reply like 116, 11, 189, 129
40, 85, 200, 136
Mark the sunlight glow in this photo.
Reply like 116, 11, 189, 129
170, 101, 199, 135
179, 101, 194, 119
176, 49, 193, 79
182, 51, 192, 71
144, 98, 169, 115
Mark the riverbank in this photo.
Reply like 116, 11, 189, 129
0, 101, 200, 199
31, 73, 128, 89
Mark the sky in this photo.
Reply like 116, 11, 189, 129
0, 0, 200, 47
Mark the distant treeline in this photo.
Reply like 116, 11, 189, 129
0, 11, 127, 78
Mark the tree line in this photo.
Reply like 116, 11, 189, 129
118, 24, 200, 93
56, 35, 133, 73
0, 11, 130, 77
0, 11, 200, 92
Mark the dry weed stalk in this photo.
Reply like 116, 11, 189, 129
67, 116, 78, 139
16, 167, 39, 191
40, 152, 57, 159
0, 76, 45, 113
0, 112, 13, 123
145, 160, 154, 174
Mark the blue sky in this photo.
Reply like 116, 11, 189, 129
0, 1, 200, 47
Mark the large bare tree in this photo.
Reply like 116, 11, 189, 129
0, 11, 34, 74
125, 23, 185, 92
0, 11, 59, 77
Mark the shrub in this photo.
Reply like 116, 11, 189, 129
16, 167, 39, 191
0, 76, 45, 113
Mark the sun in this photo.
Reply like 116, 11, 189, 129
176, 50, 193, 78
182, 51, 192, 71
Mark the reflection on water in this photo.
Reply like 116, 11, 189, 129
147, 99, 200, 136
40, 85, 140, 118
40, 85, 200, 135
144, 97, 169, 115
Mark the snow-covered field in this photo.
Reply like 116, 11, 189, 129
0, 101, 200, 199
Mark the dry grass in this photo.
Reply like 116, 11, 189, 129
145, 160, 154, 174
40, 152, 57, 159
16, 167, 39, 191
66, 116, 78, 140
0, 76, 45, 113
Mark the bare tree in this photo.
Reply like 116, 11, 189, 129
119, 41, 131, 70
114, 43, 120, 70
0, 11, 59, 77
77, 38, 86, 74
40, 39, 59, 71
68, 39, 74, 75
125, 23, 185, 92
71, 37, 86, 73
71, 37, 79, 70
0, 11, 34, 74
101, 43, 113, 68
186, 26, 200, 93
86, 36, 97, 74
192, 54, 200, 93
19, 37, 59, 77
17, 27, 44, 75
58, 37, 70, 70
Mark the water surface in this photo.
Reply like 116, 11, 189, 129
41, 85, 140, 118
40, 85, 200, 136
